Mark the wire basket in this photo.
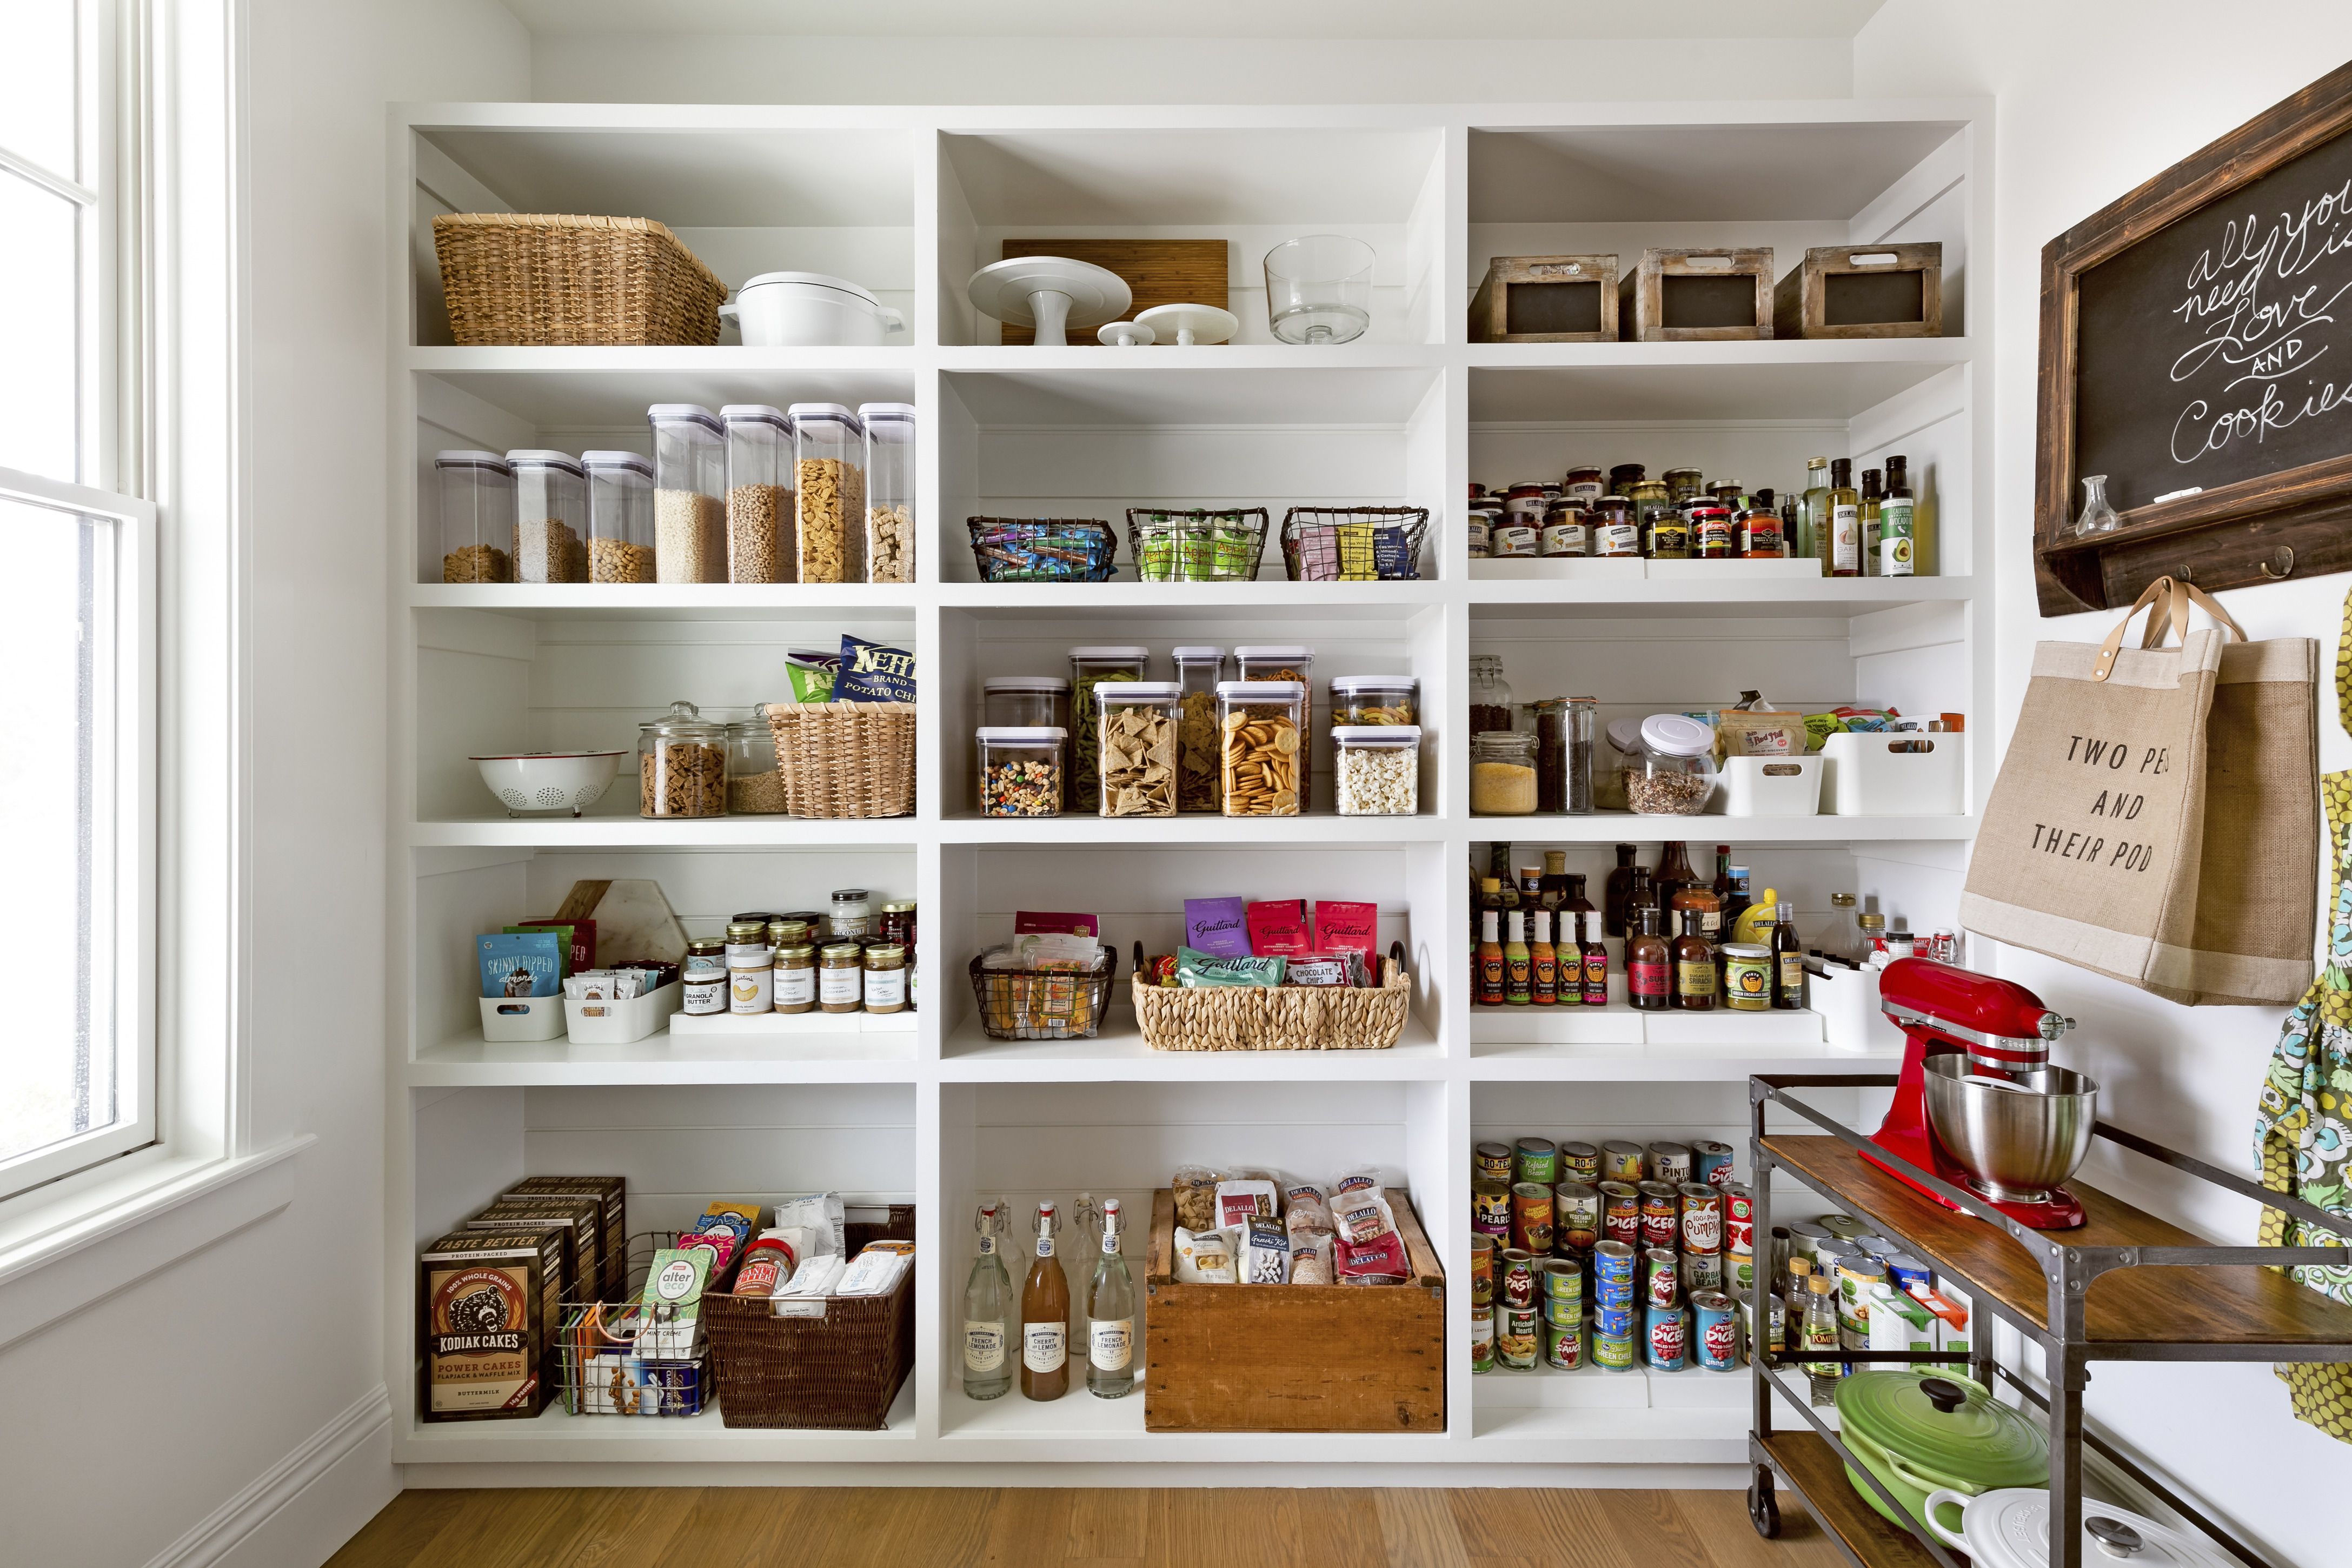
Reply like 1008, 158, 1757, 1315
1126, 508, 1270, 582
431, 213, 727, 346
967, 949, 1120, 1040
967, 517, 1119, 582
554, 1231, 710, 1417
1279, 506, 1431, 581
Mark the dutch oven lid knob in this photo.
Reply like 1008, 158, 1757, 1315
1918, 1377, 1966, 1414
2087, 1518, 2145, 1558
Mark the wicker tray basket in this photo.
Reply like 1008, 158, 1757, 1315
1126, 508, 1270, 582
968, 949, 1120, 1040
1131, 942, 1412, 1051
431, 212, 728, 346
703, 1205, 915, 1430
967, 517, 1120, 582
763, 701, 916, 819
1280, 506, 1430, 581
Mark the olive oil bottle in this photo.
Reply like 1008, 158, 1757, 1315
1800, 455, 1830, 570
1827, 458, 1861, 578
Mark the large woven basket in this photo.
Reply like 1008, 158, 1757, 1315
432, 212, 728, 346
704, 1206, 915, 1430
764, 701, 916, 818
1132, 944, 1412, 1052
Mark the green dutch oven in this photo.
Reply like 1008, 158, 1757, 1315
1835, 1371, 2049, 1532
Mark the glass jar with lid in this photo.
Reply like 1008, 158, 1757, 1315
728, 939, 775, 1015
773, 942, 818, 1013
1540, 504, 1588, 558
1335, 726, 1420, 815
1607, 463, 1647, 495
637, 699, 727, 818
583, 450, 655, 582
1234, 647, 1315, 810
1068, 647, 1148, 812
1663, 467, 1706, 504
858, 401, 915, 583
1563, 464, 1604, 506
880, 901, 917, 1012
507, 450, 588, 583
435, 450, 514, 582
767, 918, 813, 952
789, 402, 865, 583
1331, 674, 1417, 727
1470, 730, 1539, 815
976, 726, 1066, 817
1626, 714, 1718, 816
1215, 681, 1307, 817
649, 404, 726, 584
1532, 697, 1598, 814
830, 888, 872, 941
863, 944, 908, 1014
1094, 680, 1181, 818
819, 942, 865, 1013
1469, 653, 1514, 735
1172, 648, 1228, 813
682, 938, 728, 1016
725, 716, 786, 815
720, 404, 793, 584
1590, 496, 1640, 558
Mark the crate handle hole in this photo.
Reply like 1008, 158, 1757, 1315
1846, 253, 1902, 267
1680, 255, 1735, 271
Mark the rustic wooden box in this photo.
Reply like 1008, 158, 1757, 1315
1773, 242, 1943, 338
1142, 1187, 1446, 1433
1620, 247, 1775, 341
1469, 254, 1620, 342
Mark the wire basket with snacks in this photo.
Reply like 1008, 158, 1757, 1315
555, 1230, 713, 1418
968, 927, 1119, 1040
1280, 506, 1430, 581
967, 516, 1119, 582
1126, 507, 1271, 582
1131, 938, 1412, 1052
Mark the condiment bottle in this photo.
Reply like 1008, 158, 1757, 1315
1477, 909, 1505, 1008
1827, 457, 1861, 577
1504, 912, 1532, 1007
1627, 906, 1670, 1012
1880, 454, 1916, 577
1801, 455, 1830, 570
1672, 910, 1716, 1012
1529, 911, 1558, 1007
1603, 844, 1639, 937
1859, 466, 1884, 579
1580, 912, 1609, 1008
1021, 1202, 1070, 1401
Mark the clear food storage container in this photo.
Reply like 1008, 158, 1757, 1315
977, 726, 1066, 817
790, 402, 865, 583
859, 401, 915, 584
637, 699, 727, 818
1331, 674, 1416, 727
1068, 646, 1148, 812
1172, 647, 1227, 814
1470, 730, 1539, 815
1234, 646, 1315, 809
1627, 713, 1718, 816
1217, 680, 1307, 817
720, 404, 793, 584
1532, 696, 1597, 814
507, 450, 587, 584
1094, 680, 1181, 818
725, 715, 787, 815
983, 675, 1071, 732
649, 404, 725, 584
435, 450, 514, 582
1336, 725, 1420, 815
582, 450, 654, 583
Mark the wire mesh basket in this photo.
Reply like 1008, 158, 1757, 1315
554, 1231, 711, 1417
1126, 508, 1271, 582
967, 517, 1119, 582
967, 949, 1120, 1040
1279, 506, 1431, 581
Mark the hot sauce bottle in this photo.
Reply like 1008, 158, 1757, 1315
1504, 912, 1532, 1007
1530, 910, 1559, 1006
1580, 911, 1610, 1007
1477, 909, 1505, 1008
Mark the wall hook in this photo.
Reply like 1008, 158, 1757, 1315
2176, 564, 2194, 582
2260, 546, 2296, 580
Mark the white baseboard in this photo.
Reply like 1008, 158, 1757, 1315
144, 1385, 396, 1568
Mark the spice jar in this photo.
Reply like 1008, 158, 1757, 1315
1172, 647, 1227, 814
435, 450, 515, 582
1627, 714, 1718, 816
858, 401, 915, 584
1095, 680, 1180, 818
1469, 653, 1514, 735
649, 404, 726, 584
830, 888, 872, 940
725, 717, 787, 815
976, 726, 1065, 816
863, 943, 907, 1013
818, 942, 865, 1013
1331, 674, 1416, 727
1590, 495, 1640, 557
1068, 646, 1148, 812
1216, 680, 1306, 817
583, 450, 655, 582
1235, 647, 1315, 809
637, 699, 727, 818
1335, 725, 1420, 815
789, 402, 865, 583
1471, 730, 1539, 815
682, 938, 727, 1015
720, 404, 793, 584
773, 943, 817, 1013
507, 450, 587, 583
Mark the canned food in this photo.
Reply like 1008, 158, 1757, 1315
1820, 1213, 1870, 1242
1677, 1182, 1724, 1253
1646, 1141, 1693, 1185
1471, 1304, 1496, 1373
1645, 1304, 1688, 1371
1593, 1302, 1633, 1336
1638, 1181, 1680, 1248
1731, 1253, 1755, 1291
1593, 1326, 1636, 1371
1470, 1234, 1494, 1305
1511, 1182, 1555, 1254
1724, 1184, 1756, 1258
1544, 1320, 1584, 1370
1513, 1137, 1558, 1187
1474, 1140, 1514, 1184
1886, 1254, 1933, 1297
1558, 1141, 1602, 1184
1600, 1140, 1645, 1183
1544, 1292, 1584, 1328
1554, 1182, 1602, 1250
1498, 1306, 1540, 1369
1837, 1256, 1887, 1346
1536, 1257, 1583, 1299
1692, 1290, 1739, 1370
1598, 1181, 1642, 1246
1499, 1249, 1538, 1308
1682, 1250, 1724, 1294
1471, 1181, 1513, 1238
1691, 1139, 1737, 1188
1643, 1247, 1679, 1308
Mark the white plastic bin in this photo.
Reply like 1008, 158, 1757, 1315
1806, 963, 1906, 1054
1719, 754, 1824, 816
1819, 732, 1963, 815
564, 981, 683, 1045
479, 993, 566, 1042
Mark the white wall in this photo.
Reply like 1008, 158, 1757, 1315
1854, 6, 2352, 1565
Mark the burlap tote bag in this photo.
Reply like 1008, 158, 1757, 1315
1960, 575, 2317, 1006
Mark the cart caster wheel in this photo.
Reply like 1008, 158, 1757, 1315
1749, 1469, 1781, 1539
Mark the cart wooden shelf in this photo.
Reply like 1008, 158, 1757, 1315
1745, 1074, 2352, 1568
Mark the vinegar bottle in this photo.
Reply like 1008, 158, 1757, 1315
1603, 843, 1638, 937
1019, 1201, 1069, 1401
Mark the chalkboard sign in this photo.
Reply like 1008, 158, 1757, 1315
2036, 61, 2352, 614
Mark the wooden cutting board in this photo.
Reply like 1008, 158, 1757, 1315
997, 239, 1229, 345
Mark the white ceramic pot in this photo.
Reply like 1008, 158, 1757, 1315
720, 272, 905, 347
1923, 1487, 2236, 1568
472, 750, 624, 817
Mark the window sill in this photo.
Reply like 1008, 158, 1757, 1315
0, 1136, 314, 1352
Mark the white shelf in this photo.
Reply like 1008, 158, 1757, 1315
406, 815, 924, 848
392, 1378, 918, 1464
938, 1383, 1459, 1461
937, 810, 1451, 845
407, 583, 921, 617
1469, 1363, 1819, 1456
1468, 813, 1974, 843
1467, 570, 1973, 614
410, 1013, 920, 1086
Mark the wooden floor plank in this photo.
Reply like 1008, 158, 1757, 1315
1673, 1484, 1847, 1568
1375, 1489, 1472, 1568
1291, 1489, 1390, 1568
321, 1489, 476, 1568
1591, 1490, 1725, 1568
408, 1489, 576, 1568
534, 1488, 683, 1568
981, 1486, 1076, 1568
647, 1486, 798, 1568
1067, 1486, 1148, 1560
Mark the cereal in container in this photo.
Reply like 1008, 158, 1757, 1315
435, 450, 514, 582
1217, 680, 1306, 817
725, 716, 787, 814
1068, 646, 1147, 812
720, 404, 793, 584
583, 450, 655, 583
789, 403, 865, 583
858, 401, 915, 584
636, 699, 727, 818
1330, 674, 1416, 727
649, 404, 726, 584
506, 450, 587, 583
1094, 680, 1180, 818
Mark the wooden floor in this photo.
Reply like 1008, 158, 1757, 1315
326, 1486, 1848, 1567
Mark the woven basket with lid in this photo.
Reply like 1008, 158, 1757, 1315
431, 212, 728, 346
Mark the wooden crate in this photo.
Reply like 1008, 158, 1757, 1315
998, 239, 1227, 346
1773, 242, 1943, 339
1142, 1187, 1446, 1433
1468, 254, 1620, 342
1620, 247, 1775, 341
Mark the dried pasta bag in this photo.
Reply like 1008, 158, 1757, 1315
1335, 1230, 1408, 1285
1174, 1226, 1239, 1284
1214, 1178, 1279, 1229
1281, 1181, 1331, 1236
1172, 1166, 1223, 1232
1241, 1217, 1291, 1284
1328, 1169, 1397, 1247
1288, 1231, 1335, 1285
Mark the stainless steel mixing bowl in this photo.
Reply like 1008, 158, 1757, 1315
1922, 1054, 2098, 1203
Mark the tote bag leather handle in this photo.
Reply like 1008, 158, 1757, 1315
2094, 575, 2247, 681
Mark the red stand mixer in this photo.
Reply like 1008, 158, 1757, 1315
1864, 958, 2096, 1231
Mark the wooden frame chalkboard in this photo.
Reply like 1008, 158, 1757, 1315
2035, 59, 2352, 615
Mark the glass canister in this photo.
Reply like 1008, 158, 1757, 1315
725, 716, 786, 815
1470, 729, 1539, 815
583, 450, 655, 583
637, 699, 727, 818
1469, 653, 1514, 735
1627, 713, 1718, 816
863, 944, 908, 1014
720, 404, 793, 584
976, 726, 1066, 817
1334, 725, 1420, 815
1330, 674, 1417, 727
982, 676, 1070, 732
1068, 646, 1148, 812
435, 450, 515, 582
1094, 680, 1181, 818
1234, 647, 1315, 810
507, 450, 587, 583
789, 402, 865, 583
818, 942, 865, 1013
1532, 697, 1599, 814
1216, 680, 1307, 816
1172, 647, 1227, 814
649, 404, 726, 584
880, 900, 918, 1013
859, 401, 915, 584
773, 942, 818, 1013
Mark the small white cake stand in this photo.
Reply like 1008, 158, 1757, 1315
1098, 320, 1156, 346
1135, 302, 1239, 347
967, 257, 1132, 347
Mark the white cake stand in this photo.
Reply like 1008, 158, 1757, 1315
1098, 320, 1156, 346
1135, 302, 1239, 347
967, 257, 1132, 347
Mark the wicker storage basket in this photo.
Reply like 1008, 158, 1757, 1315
968, 949, 1120, 1040
1132, 942, 1412, 1051
763, 701, 916, 818
967, 517, 1119, 582
431, 212, 728, 347
1280, 506, 1430, 581
704, 1205, 916, 1430
1126, 508, 1270, 582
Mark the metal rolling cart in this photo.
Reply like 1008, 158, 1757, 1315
1745, 1072, 2352, 1568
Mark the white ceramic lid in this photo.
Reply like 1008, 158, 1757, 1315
1925, 1488, 2234, 1568
647, 403, 722, 433
975, 726, 1068, 741
786, 402, 859, 429
1606, 717, 1646, 753
1068, 646, 1148, 659
983, 675, 1071, 692
719, 404, 790, 427
1170, 646, 1226, 662
1217, 680, 1305, 698
734, 271, 881, 308
1333, 725, 1421, 744
1093, 681, 1180, 703
1641, 713, 1715, 758
581, 450, 653, 476
1330, 674, 1416, 693
436, 449, 508, 469
504, 449, 584, 474
1234, 645, 1313, 661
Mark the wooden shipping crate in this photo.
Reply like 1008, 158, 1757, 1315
1620, 247, 1775, 341
1772, 242, 1943, 338
1143, 1187, 1446, 1433
1468, 254, 1620, 342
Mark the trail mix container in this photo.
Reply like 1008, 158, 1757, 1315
1216, 680, 1306, 816
637, 699, 727, 818
583, 450, 655, 582
976, 726, 1065, 816
789, 403, 865, 583
1334, 725, 1419, 815
1068, 647, 1148, 812
858, 402, 915, 583
1172, 647, 1227, 813
1330, 674, 1416, 727
436, 450, 515, 582
649, 404, 726, 584
1094, 681, 1180, 818
720, 404, 792, 584
507, 450, 587, 583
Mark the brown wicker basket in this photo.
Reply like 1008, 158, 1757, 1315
763, 701, 916, 819
704, 1205, 915, 1430
431, 213, 728, 346
1132, 942, 1412, 1051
